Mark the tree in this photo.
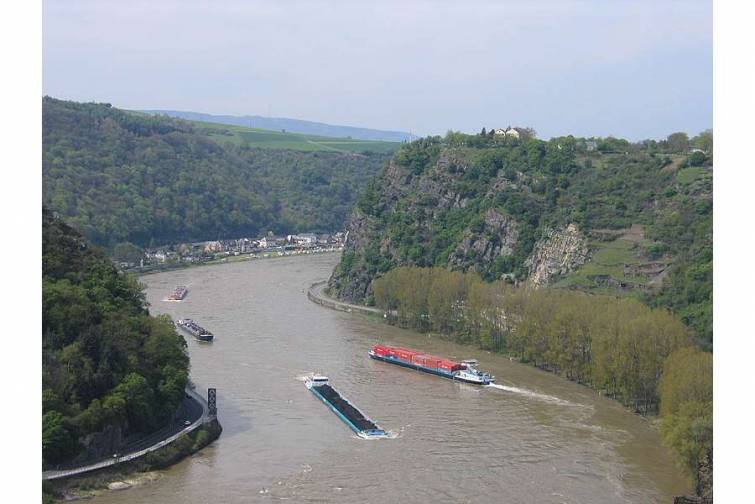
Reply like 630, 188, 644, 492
666, 132, 690, 153
112, 373, 156, 431
658, 347, 712, 489
691, 129, 713, 154
687, 151, 707, 167
112, 242, 144, 264
42, 411, 77, 464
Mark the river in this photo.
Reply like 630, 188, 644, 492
92, 253, 689, 503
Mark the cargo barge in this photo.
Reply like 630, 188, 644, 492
167, 285, 188, 301
176, 318, 214, 342
369, 344, 494, 385
305, 375, 388, 439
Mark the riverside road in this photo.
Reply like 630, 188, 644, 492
42, 387, 209, 481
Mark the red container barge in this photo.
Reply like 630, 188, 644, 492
369, 344, 494, 385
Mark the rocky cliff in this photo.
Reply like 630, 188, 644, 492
327, 132, 712, 347
525, 223, 589, 286
327, 138, 592, 302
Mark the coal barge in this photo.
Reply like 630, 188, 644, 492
167, 285, 188, 301
369, 344, 494, 385
176, 318, 214, 342
305, 375, 388, 438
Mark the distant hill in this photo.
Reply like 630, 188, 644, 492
141, 109, 413, 143
43, 97, 390, 248
182, 118, 399, 154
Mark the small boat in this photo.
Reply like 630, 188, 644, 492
369, 345, 494, 385
176, 318, 214, 342
305, 375, 388, 439
167, 285, 188, 301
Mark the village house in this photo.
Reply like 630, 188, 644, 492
297, 233, 318, 246
259, 236, 285, 249
204, 241, 223, 253
493, 127, 520, 139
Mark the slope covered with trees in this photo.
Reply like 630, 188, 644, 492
42, 209, 189, 466
371, 266, 712, 492
43, 97, 390, 249
329, 129, 713, 346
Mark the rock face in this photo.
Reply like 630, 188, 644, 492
327, 147, 588, 303
75, 423, 126, 463
328, 209, 377, 302
448, 209, 519, 270
525, 224, 589, 286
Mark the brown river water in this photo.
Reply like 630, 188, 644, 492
92, 253, 689, 503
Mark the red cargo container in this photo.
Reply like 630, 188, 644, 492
371, 345, 465, 371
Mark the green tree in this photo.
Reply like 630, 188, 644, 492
42, 411, 77, 465
658, 347, 712, 487
112, 242, 144, 264
666, 132, 690, 153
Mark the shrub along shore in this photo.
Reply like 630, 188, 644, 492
370, 266, 712, 495
43, 419, 222, 503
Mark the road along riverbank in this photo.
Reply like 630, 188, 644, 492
43, 387, 222, 501
307, 280, 383, 317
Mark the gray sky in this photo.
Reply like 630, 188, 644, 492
43, 0, 711, 140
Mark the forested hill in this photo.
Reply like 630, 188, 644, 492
42, 209, 189, 465
42, 97, 390, 248
328, 130, 713, 345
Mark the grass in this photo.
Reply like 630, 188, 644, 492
554, 238, 641, 289
190, 120, 400, 154
676, 167, 707, 185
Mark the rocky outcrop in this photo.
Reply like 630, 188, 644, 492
525, 224, 589, 286
327, 208, 377, 303
75, 423, 126, 463
448, 209, 519, 271
328, 147, 590, 302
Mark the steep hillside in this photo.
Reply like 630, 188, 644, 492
42, 209, 189, 465
43, 97, 390, 248
328, 131, 712, 345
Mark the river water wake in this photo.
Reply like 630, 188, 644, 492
486, 382, 579, 407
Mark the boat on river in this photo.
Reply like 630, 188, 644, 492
369, 344, 494, 385
304, 375, 388, 439
167, 285, 188, 301
176, 318, 214, 342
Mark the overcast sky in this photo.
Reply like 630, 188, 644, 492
43, 0, 711, 140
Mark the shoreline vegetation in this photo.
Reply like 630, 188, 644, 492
43, 210, 223, 502
316, 267, 711, 499
43, 419, 222, 503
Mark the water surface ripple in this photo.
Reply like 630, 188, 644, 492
91, 254, 688, 503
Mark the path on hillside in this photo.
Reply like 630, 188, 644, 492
307, 280, 384, 316
42, 387, 209, 481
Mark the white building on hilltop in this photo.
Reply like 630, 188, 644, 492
493, 127, 520, 139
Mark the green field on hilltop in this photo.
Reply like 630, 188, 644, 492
190, 120, 400, 154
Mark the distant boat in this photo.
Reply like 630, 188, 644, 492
369, 344, 494, 385
167, 285, 188, 301
176, 318, 214, 342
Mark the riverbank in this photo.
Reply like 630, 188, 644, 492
44, 419, 222, 502
131, 248, 341, 276
306, 279, 706, 501
105, 253, 690, 503
307, 280, 383, 317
